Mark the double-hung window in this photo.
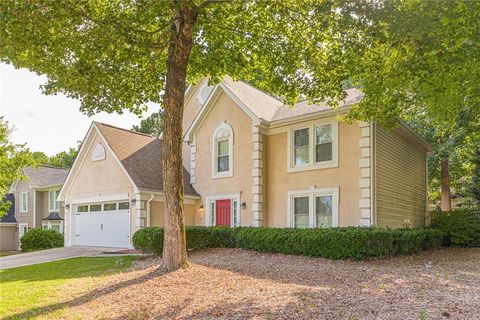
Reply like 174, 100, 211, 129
289, 121, 338, 171
288, 187, 339, 228
48, 189, 61, 212
212, 122, 233, 178
20, 192, 28, 212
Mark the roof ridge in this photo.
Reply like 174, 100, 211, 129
36, 165, 70, 171
94, 121, 157, 139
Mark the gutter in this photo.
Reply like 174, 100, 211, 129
146, 194, 154, 227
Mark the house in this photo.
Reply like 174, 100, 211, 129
60, 77, 431, 248
1, 166, 68, 250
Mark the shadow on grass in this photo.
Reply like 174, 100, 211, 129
3, 267, 167, 320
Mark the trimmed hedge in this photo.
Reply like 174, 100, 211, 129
133, 226, 443, 260
431, 209, 480, 247
20, 228, 64, 252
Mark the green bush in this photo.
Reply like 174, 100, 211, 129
20, 228, 64, 252
133, 226, 443, 260
431, 209, 480, 247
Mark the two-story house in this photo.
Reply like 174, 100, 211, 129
60, 77, 430, 249
1, 166, 69, 250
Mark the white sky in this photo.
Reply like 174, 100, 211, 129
0, 63, 160, 156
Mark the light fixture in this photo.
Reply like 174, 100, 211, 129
198, 205, 204, 212
64, 204, 70, 209
130, 198, 137, 206
240, 202, 246, 209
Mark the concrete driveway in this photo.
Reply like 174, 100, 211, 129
0, 246, 125, 270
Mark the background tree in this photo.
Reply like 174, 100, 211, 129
132, 111, 164, 137
0, 117, 36, 216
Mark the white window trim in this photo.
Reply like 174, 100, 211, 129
212, 122, 234, 179
19, 192, 28, 213
42, 221, 64, 234
287, 186, 339, 228
48, 189, 61, 212
205, 193, 241, 227
287, 121, 338, 172
92, 143, 106, 161
19, 223, 29, 237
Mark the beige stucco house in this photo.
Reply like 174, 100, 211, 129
0, 166, 68, 251
59, 77, 430, 249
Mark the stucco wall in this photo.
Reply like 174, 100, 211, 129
150, 201, 198, 227
192, 91, 254, 226
264, 119, 363, 227
375, 125, 427, 228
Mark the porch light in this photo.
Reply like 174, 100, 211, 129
198, 205, 204, 211
64, 204, 70, 209
130, 198, 137, 206
240, 202, 246, 209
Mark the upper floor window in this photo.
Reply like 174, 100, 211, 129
288, 121, 338, 172
212, 122, 233, 178
20, 192, 28, 212
288, 187, 339, 228
48, 189, 61, 212
92, 144, 106, 161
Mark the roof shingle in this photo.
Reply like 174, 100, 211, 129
23, 166, 69, 188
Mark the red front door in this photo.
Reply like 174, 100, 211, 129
215, 199, 231, 226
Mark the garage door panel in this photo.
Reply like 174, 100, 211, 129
75, 209, 130, 248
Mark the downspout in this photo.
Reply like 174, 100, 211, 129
146, 194, 154, 227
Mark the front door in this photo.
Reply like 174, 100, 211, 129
215, 199, 231, 226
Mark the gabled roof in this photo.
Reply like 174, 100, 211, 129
94, 123, 199, 196
1, 193, 16, 223
23, 166, 68, 188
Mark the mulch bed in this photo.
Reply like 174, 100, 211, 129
42, 248, 480, 319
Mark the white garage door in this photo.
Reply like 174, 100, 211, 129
74, 202, 130, 248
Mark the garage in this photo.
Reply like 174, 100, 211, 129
74, 201, 130, 248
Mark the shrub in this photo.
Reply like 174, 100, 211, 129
20, 228, 64, 252
431, 209, 480, 247
133, 226, 443, 260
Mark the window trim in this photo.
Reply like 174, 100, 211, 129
19, 223, 29, 237
19, 192, 28, 213
212, 122, 234, 179
287, 121, 338, 172
205, 193, 241, 227
42, 221, 63, 234
48, 189, 61, 212
287, 187, 339, 228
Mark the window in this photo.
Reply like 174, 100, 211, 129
288, 187, 339, 228
103, 203, 117, 211
293, 128, 310, 166
233, 200, 238, 227
20, 192, 28, 212
77, 205, 89, 213
118, 202, 130, 210
315, 124, 333, 162
288, 121, 338, 172
212, 123, 233, 178
48, 189, 61, 212
89, 204, 102, 212
210, 201, 215, 226
51, 224, 61, 233
293, 196, 309, 228
42, 222, 62, 234
92, 144, 106, 161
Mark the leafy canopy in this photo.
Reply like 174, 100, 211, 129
132, 111, 164, 137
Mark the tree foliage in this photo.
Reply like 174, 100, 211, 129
132, 111, 164, 137
0, 117, 36, 215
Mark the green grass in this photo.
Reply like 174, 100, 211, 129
0, 256, 137, 319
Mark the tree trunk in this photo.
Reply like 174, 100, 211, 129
440, 157, 452, 212
162, 3, 197, 271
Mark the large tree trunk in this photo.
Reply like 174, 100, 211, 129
440, 157, 452, 212
162, 3, 197, 271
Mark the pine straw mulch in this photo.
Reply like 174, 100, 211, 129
18, 247, 480, 320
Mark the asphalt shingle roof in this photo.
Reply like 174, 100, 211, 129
23, 166, 69, 188
95, 123, 199, 196
1, 193, 16, 223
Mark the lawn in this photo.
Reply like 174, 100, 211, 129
0, 256, 137, 319
1, 248, 479, 319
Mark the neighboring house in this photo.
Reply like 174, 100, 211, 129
1, 166, 68, 250
0, 194, 17, 251
60, 77, 431, 249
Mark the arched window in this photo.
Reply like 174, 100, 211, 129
92, 144, 106, 161
212, 122, 233, 178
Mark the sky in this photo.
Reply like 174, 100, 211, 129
0, 63, 160, 156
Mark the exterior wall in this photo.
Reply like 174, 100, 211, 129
375, 125, 427, 228
0, 224, 18, 251
150, 201, 198, 227
192, 91, 254, 226
14, 180, 34, 228
265, 119, 363, 227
